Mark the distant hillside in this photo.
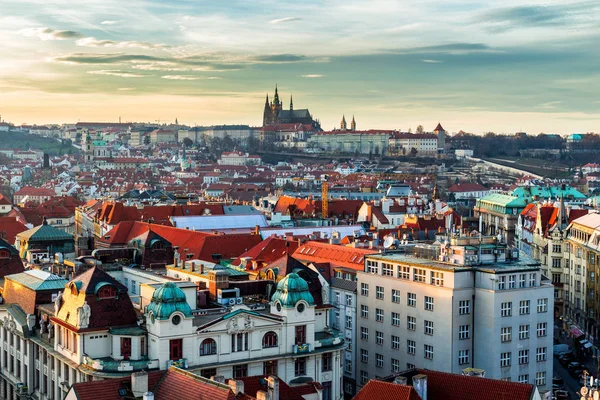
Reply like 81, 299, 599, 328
0, 131, 77, 156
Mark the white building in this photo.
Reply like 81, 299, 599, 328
356, 235, 553, 393
217, 151, 261, 166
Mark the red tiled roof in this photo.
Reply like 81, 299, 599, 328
0, 217, 28, 243
231, 237, 299, 267
0, 194, 10, 205
371, 207, 389, 224
14, 186, 55, 197
353, 380, 421, 400
154, 367, 236, 400
293, 241, 377, 271
434, 123, 445, 131
70, 371, 165, 400
447, 183, 488, 193
235, 376, 318, 400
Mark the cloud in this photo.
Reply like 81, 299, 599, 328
53, 53, 162, 64
161, 75, 201, 80
421, 59, 442, 63
76, 37, 168, 49
117, 87, 137, 91
395, 43, 493, 55
252, 54, 307, 63
300, 74, 324, 78
536, 101, 562, 109
101, 20, 123, 25
87, 70, 147, 78
21, 27, 82, 41
270, 17, 301, 24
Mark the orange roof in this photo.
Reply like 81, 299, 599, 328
154, 368, 236, 400
293, 241, 377, 271
353, 380, 421, 400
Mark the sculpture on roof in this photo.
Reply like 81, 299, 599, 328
53, 291, 63, 315
78, 301, 91, 328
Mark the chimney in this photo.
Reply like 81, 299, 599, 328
200, 264, 204, 274
412, 374, 428, 400
394, 376, 408, 386
180, 258, 185, 269
211, 375, 225, 384
191, 261, 195, 272
229, 380, 245, 395
267, 376, 279, 400
131, 371, 148, 398
256, 391, 270, 400
143, 393, 154, 400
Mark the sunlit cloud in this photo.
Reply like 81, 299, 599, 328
270, 17, 301, 24
161, 75, 201, 80
300, 74, 324, 78
87, 70, 147, 78
76, 37, 168, 49
101, 20, 123, 25
117, 87, 137, 91
21, 27, 82, 41
421, 59, 442, 63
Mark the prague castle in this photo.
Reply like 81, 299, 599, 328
262, 85, 321, 130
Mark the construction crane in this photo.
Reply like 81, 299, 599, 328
321, 175, 329, 219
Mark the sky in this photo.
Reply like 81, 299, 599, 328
0, 0, 599, 134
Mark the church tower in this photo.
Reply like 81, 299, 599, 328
340, 115, 347, 131
350, 115, 356, 131
290, 94, 293, 111
83, 130, 93, 163
263, 93, 272, 126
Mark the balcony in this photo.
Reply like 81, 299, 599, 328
293, 343, 312, 354
314, 329, 344, 349
82, 356, 159, 372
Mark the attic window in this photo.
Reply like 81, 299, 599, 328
0, 249, 9, 259
357, 257, 364, 264
310, 249, 317, 255
98, 285, 117, 300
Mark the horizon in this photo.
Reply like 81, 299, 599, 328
1, 0, 600, 133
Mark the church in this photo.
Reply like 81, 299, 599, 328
262, 85, 320, 130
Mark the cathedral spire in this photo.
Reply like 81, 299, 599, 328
265, 93, 269, 106
274, 84, 280, 106
290, 94, 293, 111
351, 115, 356, 131
340, 115, 347, 130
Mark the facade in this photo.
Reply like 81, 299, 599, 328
217, 151, 261, 166
448, 183, 490, 200
13, 187, 55, 206
356, 235, 553, 392
150, 129, 177, 144
474, 194, 529, 245
389, 133, 439, 156
308, 131, 393, 156
14, 220, 75, 261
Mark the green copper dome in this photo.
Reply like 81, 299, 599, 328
271, 273, 314, 308
147, 282, 192, 320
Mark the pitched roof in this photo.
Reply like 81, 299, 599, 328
235, 376, 318, 400
70, 371, 165, 400
14, 186, 55, 197
16, 221, 74, 241
0, 216, 28, 244
0, 193, 10, 205
293, 241, 377, 270
154, 367, 236, 400
353, 380, 421, 400
434, 123, 445, 132
231, 236, 299, 267
6, 270, 67, 291
448, 183, 488, 193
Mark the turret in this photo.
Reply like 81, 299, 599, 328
350, 115, 356, 131
340, 115, 347, 131
290, 94, 293, 111
273, 84, 280, 107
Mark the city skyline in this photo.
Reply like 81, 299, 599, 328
1, 0, 599, 133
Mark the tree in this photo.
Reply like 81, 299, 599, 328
416, 125, 424, 134
182, 137, 193, 147
410, 147, 418, 157
222, 135, 234, 151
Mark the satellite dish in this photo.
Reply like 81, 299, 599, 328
383, 236, 395, 249
582, 387, 589, 396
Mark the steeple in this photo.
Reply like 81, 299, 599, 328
341, 115, 347, 130
265, 93, 269, 107
290, 94, 293, 111
351, 115, 356, 131
273, 84, 280, 106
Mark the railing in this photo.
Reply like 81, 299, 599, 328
293, 343, 311, 354
82, 356, 159, 372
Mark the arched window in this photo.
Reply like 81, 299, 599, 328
262, 331, 278, 348
152, 241, 165, 250
200, 338, 217, 356
98, 285, 117, 299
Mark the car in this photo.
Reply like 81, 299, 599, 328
554, 390, 570, 400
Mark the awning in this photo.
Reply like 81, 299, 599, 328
584, 342, 593, 349
571, 327, 584, 337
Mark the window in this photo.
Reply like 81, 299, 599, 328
131, 280, 136, 295
407, 340, 416, 355
407, 363, 416, 369
295, 325, 306, 344
552, 258, 561, 268
263, 360, 278, 375
459, 325, 470, 340
98, 285, 117, 299
424, 344, 433, 360
345, 360, 352, 374
376, 353, 384, 368
376, 286, 384, 300
518, 374, 529, 384
537, 298, 548, 313
361, 283, 369, 297
519, 325, 530, 340
232, 332, 249, 352
360, 371, 369, 385
392, 358, 401, 372
200, 338, 217, 355
376, 331, 384, 345
508, 275, 516, 289
120, 337, 131, 360
518, 274, 526, 288
262, 331, 278, 348
376, 308, 384, 322
458, 350, 470, 365
382, 263, 393, 276
407, 292, 416, 307
500, 352, 511, 367
424, 296, 434, 311
323, 382, 332, 400
345, 316, 352, 329
322, 353, 332, 371
367, 260, 378, 273
501, 327, 512, 342
535, 371, 546, 386
361, 349, 368, 363
414, 268, 426, 282
501, 302, 512, 317
169, 339, 183, 361
553, 244, 562, 253
498, 276, 506, 290
392, 289, 400, 303
459, 300, 471, 315
537, 322, 547, 337
529, 273, 536, 287
345, 294, 353, 306
430, 271, 444, 286
519, 300, 530, 315
392, 335, 400, 350
424, 320, 434, 335
407, 316, 416, 331
200, 368, 217, 379
361, 327, 369, 341
398, 265, 410, 279
361, 305, 369, 319
294, 357, 306, 376
392, 312, 400, 326
536, 347, 547, 362
518, 350, 529, 365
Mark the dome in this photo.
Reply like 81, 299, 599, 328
271, 273, 314, 308
147, 282, 192, 320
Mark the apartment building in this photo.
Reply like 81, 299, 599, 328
356, 235, 553, 393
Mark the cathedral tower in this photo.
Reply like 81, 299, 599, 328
351, 115, 356, 131
340, 115, 347, 131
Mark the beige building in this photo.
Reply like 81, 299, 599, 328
150, 129, 176, 144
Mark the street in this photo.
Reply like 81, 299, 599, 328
553, 356, 582, 399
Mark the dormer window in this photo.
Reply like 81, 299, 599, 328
0, 249, 9, 259
98, 285, 117, 299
